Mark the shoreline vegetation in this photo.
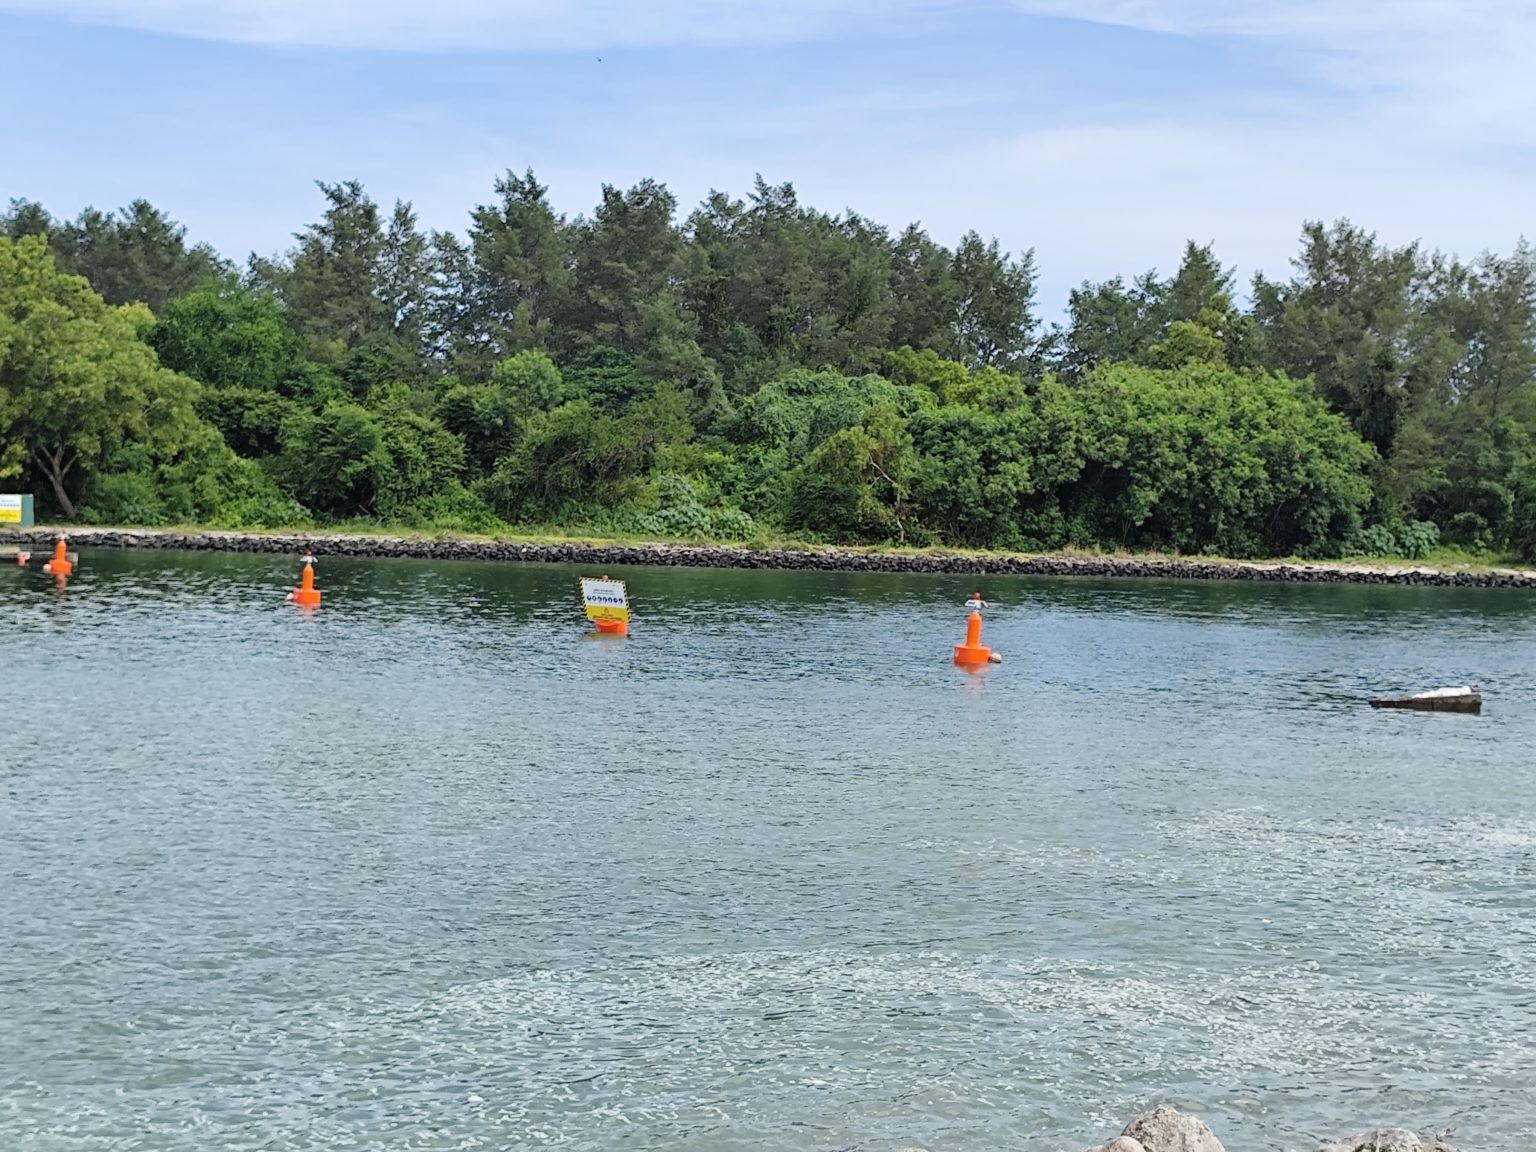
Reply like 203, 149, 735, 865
8, 524, 1536, 588
5, 179, 1536, 570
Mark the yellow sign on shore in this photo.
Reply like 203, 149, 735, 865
0, 495, 22, 524
580, 577, 630, 622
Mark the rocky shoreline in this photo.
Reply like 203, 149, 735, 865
1064, 1106, 1463, 1152
4, 526, 1536, 588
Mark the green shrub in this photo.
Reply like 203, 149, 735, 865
1508, 460, 1536, 562
707, 506, 760, 541
76, 472, 171, 526
636, 474, 711, 537
1395, 519, 1441, 559
1347, 520, 1441, 560
206, 492, 313, 530
1347, 524, 1399, 558
389, 484, 503, 534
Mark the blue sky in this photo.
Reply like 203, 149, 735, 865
3, 0, 1533, 314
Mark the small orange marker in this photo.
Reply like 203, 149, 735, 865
953, 593, 1002, 665
16, 551, 29, 566
41, 537, 72, 577
289, 554, 321, 608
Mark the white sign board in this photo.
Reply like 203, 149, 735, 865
580, 578, 629, 622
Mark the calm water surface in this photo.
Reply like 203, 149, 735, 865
3, 551, 1536, 1151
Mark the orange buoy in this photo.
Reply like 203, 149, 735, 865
953, 593, 1002, 665
289, 554, 321, 608
41, 537, 72, 577
593, 617, 629, 637
15, 550, 29, 566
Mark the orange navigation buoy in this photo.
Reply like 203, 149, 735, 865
288, 554, 321, 608
41, 537, 72, 577
953, 593, 1002, 665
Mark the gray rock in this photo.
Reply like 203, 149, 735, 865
2, 526, 1534, 588
1082, 1138, 1148, 1152
1316, 1130, 1463, 1152
1316, 1129, 1423, 1152
1120, 1106, 1225, 1152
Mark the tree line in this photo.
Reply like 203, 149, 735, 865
2, 174, 1534, 560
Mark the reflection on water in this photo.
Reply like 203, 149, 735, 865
2, 551, 1535, 1151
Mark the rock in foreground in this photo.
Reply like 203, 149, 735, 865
1077, 1109, 1465, 1152
1119, 1106, 1225, 1152
1080, 1107, 1222, 1152
1317, 1129, 1464, 1152
1082, 1137, 1148, 1152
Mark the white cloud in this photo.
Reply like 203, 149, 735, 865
1005, 0, 1536, 139
10, 0, 1533, 148
1007, 0, 1506, 40
8, 0, 1534, 314
10, 0, 1531, 69
0, 0, 936, 50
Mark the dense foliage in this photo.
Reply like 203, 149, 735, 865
3, 176, 1535, 559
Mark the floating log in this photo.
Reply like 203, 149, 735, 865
1368, 686, 1481, 714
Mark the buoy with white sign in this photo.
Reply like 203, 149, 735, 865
581, 575, 630, 637
954, 593, 1002, 666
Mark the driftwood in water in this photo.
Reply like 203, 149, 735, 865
1369, 686, 1481, 714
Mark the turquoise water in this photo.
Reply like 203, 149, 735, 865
4, 551, 1535, 1151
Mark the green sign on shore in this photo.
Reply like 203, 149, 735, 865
0, 495, 35, 527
